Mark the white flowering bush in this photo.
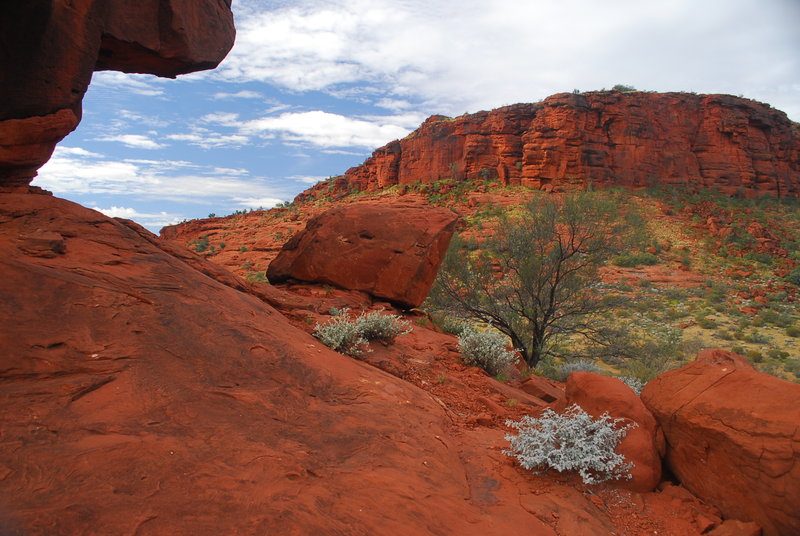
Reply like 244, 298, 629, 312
355, 309, 412, 343
458, 327, 518, 376
553, 359, 602, 381
314, 308, 411, 357
313, 309, 368, 356
504, 404, 637, 485
618, 375, 646, 395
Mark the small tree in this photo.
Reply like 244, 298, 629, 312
428, 191, 646, 368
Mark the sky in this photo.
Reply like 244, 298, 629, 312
33, 0, 800, 233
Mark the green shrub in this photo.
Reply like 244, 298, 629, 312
458, 328, 518, 376
759, 309, 792, 327
695, 316, 717, 329
746, 350, 764, 363
612, 252, 659, 267
505, 404, 636, 485
786, 326, 800, 338
786, 269, 800, 286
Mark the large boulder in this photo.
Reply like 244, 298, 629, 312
561, 372, 665, 492
0, 0, 235, 186
267, 203, 459, 308
642, 349, 800, 536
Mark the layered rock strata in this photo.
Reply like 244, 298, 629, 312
334, 92, 799, 198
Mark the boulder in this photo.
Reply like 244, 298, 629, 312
562, 372, 666, 492
0, 0, 235, 185
267, 203, 459, 308
642, 349, 800, 536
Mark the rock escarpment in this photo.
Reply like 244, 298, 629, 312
642, 349, 800, 536
335, 92, 799, 198
267, 203, 459, 308
0, 0, 235, 186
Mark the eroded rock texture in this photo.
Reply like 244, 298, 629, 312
642, 349, 800, 536
0, 0, 235, 186
0, 191, 557, 536
267, 203, 459, 308
335, 92, 799, 198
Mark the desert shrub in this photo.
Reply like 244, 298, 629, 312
618, 376, 646, 395
355, 309, 412, 343
786, 326, 800, 338
458, 327, 518, 376
744, 331, 771, 344
612, 252, 659, 268
431, 314, 466, 336
695, 315, 717, 329
759, 309, 792, 327
314, 309, 411, 356
313, 310, 368, 356
505, 404, 637, 485
746, 350, 764, 363
786, 269, 800, 286
551, 359, 602, 382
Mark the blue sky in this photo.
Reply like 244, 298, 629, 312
33, 0, 800, 232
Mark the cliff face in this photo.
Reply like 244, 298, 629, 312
340, 92, 800, 197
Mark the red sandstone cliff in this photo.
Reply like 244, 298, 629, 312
333, 92, 799, 198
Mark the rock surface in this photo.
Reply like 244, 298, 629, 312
0, 191, 555, 536
0, 0, 235, 185
267, 203, 459, 308
560, 372, 666, 493
642, 349, 800, 536
325, 92, 799, 199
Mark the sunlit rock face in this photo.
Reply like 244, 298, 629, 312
0, 0, 235, 186
334, 92, 799, 198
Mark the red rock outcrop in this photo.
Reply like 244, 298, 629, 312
642, 349, 800, 536
267, 203, 459, 308
333, 92, 799, 198
0, 190, 560, 536
0, 0, 235, 186
559, 372, 666, 493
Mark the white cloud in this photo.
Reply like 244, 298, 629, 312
166, 131, 250, 149
238, 110, 410, 148
212, 90, 264, 99
91, 206, 184, 228
221, 0, 800, 120
34, 146, 289, 206
231, 196, 284, 208
288, 175, 327, 184
98, 134, 166, 150
91, 72, 165, 97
